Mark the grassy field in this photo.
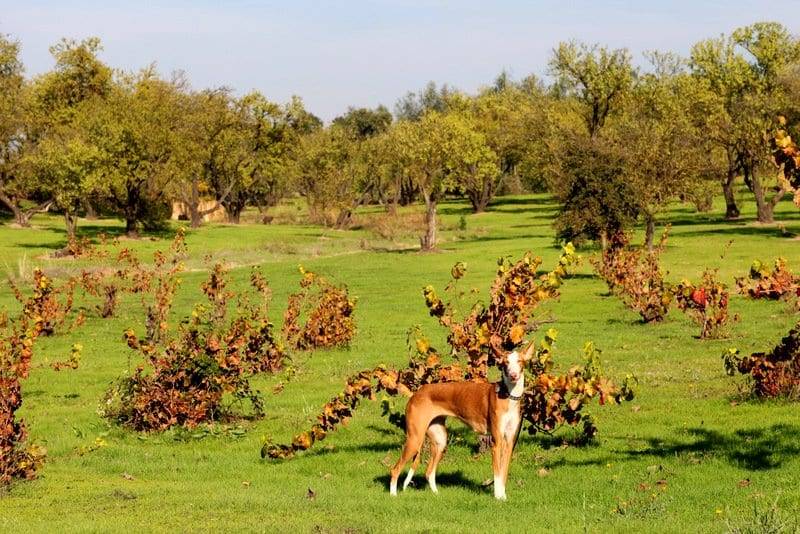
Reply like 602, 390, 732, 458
1, 193, 800, 533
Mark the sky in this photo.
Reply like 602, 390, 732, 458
1, 1, 799, 122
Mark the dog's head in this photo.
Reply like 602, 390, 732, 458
502, 340, 535, 385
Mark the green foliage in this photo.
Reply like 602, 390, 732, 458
548, 41, 634, 137
332, 105, 392, 140
550, 136, 640, 245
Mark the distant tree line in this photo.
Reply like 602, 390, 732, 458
1, 22, 799, 250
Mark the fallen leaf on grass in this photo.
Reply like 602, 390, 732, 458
481, 478, 493, 487
537, 468, 550, 477
737, 479, 751, 488
631, 405, 641, 413
306, 487, 316, 500
242, 481, 251, 488
121, 473, 135, 481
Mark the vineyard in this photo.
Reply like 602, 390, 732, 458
2, 193, 800, 532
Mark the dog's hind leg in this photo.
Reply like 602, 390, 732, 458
425, 416, 447, 494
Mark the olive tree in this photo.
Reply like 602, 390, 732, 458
390, 111, 499, 250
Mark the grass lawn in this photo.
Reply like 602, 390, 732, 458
1, 192, 800, 533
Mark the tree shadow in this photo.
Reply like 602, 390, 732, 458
13, 221, 178, 252
372, 470, 487, 494
673, 225, 797, 239
367, 245, 423, 255
620, 424, 800, 470
489, 196, 555, 208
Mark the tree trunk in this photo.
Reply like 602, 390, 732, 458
748, 170, 775, 224
399, 181, 417, 206
124, 181, 141, 238
599, 230, 608, 251
334, 208, 352, 229
420, 194, 437, 251
644, 213, 656, 251
222, 196, 246, 224
256, 205, 273, 224
64, 211, 78, 241
83, 197, 98, 220
125, 215, 138, 237
9, 203, 29, 226
0, 188, 53, 227
722, 169, 740, 220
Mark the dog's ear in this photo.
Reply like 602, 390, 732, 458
520, 340, 536, 362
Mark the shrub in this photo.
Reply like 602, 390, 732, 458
282, 267, 356, 350
674, 269, 738, 339
591, 230, 672, 323
723, 322, 800, 399
102, 259, 284, 432
9, 268, 82, 336
735, 258, 800, 301
0, 314, 45, 486
590, 232, 634, 292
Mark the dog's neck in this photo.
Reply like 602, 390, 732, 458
501, 371, 525, 401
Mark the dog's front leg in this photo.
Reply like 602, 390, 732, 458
491, 436, 510, 501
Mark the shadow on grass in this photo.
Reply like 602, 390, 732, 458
372, 471, 487, 494
620, 424, 800, 470
14, 221, 179, 252
673, 224, 797, 239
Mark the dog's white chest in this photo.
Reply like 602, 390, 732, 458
499, 405, 521, 440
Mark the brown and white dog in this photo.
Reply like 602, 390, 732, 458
389, 342, 534, 500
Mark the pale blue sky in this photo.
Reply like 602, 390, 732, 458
1, 1, 798, 121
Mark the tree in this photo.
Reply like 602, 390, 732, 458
17, 37, 113, 236
332, 105, 392, 139
548, 133, 640, 247
285, 96, 322, 134
390, 111, 499, 250
84, 68, 185, 236
176, 88, 240, 228
453, 84, 546, 211
294, 124, 382, 229
238, 92, 301, 223
0, 34, 54, 226
24, 119, 100, 240
611, 53, 718, 248
690, 23, 800, 222
394, 81, 454, 122
548, 41, 634, 138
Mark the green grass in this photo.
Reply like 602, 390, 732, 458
2, 193, 800, 533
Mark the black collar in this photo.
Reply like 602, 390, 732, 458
496, 382, 524, 402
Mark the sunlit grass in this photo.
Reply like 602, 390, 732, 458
1, 191, 800, 532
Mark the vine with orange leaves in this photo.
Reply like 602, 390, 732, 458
735, 258, 800, 301
2, 270, 82, 486
262, 244, 636, 460
772, 115, 800, 206
282, 267, 357, 350
674, 268, 738, 339
101, 232, 286, 431
590, 229, 673, 323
